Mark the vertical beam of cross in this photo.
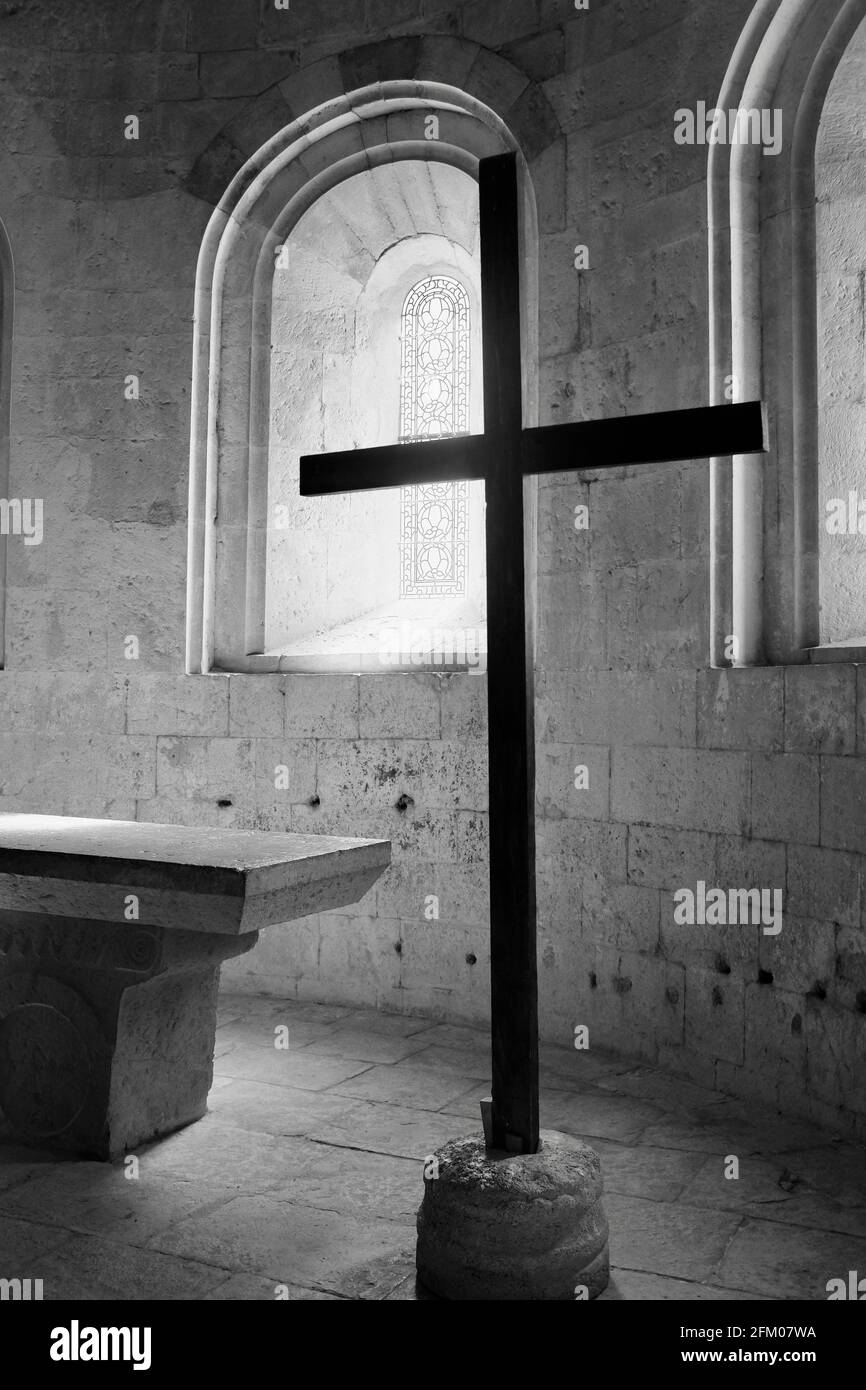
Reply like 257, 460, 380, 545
481, 155, 539, 1154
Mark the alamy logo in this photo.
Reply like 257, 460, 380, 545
50, 1321, 152, 1371
0, 497, 43, 545
674, 102, 783, 156
827, 1271, 866, 1299
673, 881, 783, 936
0, 1277, 43, 1300
826, 492, 866, 534
378, 621, 482, 668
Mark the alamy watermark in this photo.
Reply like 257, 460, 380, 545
674, 102, 783, 157
0, 1276, 43, 1300
50, 1321, 151, 1371
378, 621, 482, 668
0, 497, 43, 545
825, 492, 866, 535
673, 881, 783, 936
827, 1271, 866, 1299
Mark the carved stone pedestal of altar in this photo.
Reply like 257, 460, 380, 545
0, 814, 390, 1160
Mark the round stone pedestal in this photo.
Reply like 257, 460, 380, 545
416, 1130, 609, 1300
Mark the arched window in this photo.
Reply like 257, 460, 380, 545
255, 162, 485, 671
399, 276, 470, 600
0, 216, 12, 670
816, 17, 866, 647
708, 0, 865, 666
184, 80, 535, 675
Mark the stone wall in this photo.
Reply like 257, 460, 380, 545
0, 670, 489, 1018
0, 0, 863, 1139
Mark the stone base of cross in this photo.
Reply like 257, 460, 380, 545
301, 151, 767, 1296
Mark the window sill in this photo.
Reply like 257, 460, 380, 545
807, 639, 866, 664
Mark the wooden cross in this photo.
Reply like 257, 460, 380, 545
301, 151, 767, 1155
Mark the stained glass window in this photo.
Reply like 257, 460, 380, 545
399, 276, 470, 598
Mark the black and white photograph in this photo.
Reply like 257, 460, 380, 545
0, 0, 863, 1353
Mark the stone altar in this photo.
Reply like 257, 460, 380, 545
0, 814, 390, 1159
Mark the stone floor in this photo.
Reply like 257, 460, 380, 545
1, 992, 865, 1300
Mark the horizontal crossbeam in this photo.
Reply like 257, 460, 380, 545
299, 401, 768, 497
300, 433, 487, 494
522, 401, 768, 477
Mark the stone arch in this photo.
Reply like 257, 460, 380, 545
709, 0, 865, 666
186, 80, 541, 673
183, 36, 562, 210
0, 216, 13, 670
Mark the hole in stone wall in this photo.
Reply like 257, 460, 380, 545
791, 1014, 803, 1034
308, 794, 321, 807
715, 956, 732, 975
465, 953, 477, 966
394, 941, 402, 955
758, 969, 774, 985
808, 980, 827, 1000
857, 992, 866, 1014
711, 986, 724, 1006
589, 972, 598, 989
217, 799, 232, 808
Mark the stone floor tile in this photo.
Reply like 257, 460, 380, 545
543, 1090, 666, 1144
0, 1164, 234, 1245
679, 1153, 866, 1239
204, 1078, 360, 1137
37, 1232, 229, 1300
599, 1269, 771, 1300
267, 1145, 423, 1224
215, 1017, 340, 1050
593, 1139, 706, 1201
439, 1080, 494, 1119
215, 1010, 244, 1029
0, 1143, 60, 1193
327, 1061, 485, 1111
597, 1067, 733, 1114
604, 1193, 743, 1282
539, 1043, 633, 1088
204, 1273, 343, 1300
384, 1272, 439, 1299
137, 1116, 319, 1191
308, 1100, 470, 1160
221, 995, 354, 1024
0, 1213, 72, 1265
214, 1045, 372, 1091
762, 1144, 866, 1208
715, 1217, 866, 1299
301, 1028, 434, 1064
148, 1194, 414, 1293
332, 1010, 436, 1038
638, 1107, 817, 1156
413, 1023, 491, 1051
337, 1248, 419, 1300
389, 1043, 491, 1076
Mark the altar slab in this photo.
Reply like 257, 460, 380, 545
0, 814, 390, 933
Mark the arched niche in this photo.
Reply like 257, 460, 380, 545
0, 217, 13, 670
708, 0, 865, 666
815, 19, 866, 645
185, 81, 539, 674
